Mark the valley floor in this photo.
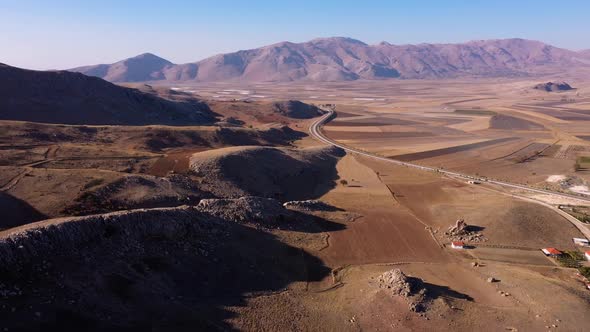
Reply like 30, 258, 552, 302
3, 76, 590, 330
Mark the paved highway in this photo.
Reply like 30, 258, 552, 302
310, 109, 590, 204
310, 109, 590, 239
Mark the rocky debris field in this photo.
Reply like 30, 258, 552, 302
197, 196, 294, 225
282, 200, 341, 212
376, 269, 429, 312
445, 219, 487, 243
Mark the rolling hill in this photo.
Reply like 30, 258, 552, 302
0, 63, 215, 125
70, 37, 589, 82
71, 53, 173, 82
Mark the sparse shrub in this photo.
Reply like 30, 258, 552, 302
557, 251, 583, 268
579, 266, 590, 279
565, 250, 585, 261
339, 179, 348, 186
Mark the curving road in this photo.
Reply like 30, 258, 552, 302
310, 109, 590, 203
310, 109, 590, 239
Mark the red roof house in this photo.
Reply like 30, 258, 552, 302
541, 248, 562, 256
451, 241, 465, 249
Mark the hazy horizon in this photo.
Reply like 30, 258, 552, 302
2, 0, 589, 70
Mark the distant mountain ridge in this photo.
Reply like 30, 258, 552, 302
70, 37, 590, 82
72, 53, 174, 82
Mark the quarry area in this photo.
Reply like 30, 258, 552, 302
2, 63, 590, 331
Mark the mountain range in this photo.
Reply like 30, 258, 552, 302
70, 37, 590, 83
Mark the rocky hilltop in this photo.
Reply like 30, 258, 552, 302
533, 81, 575, 92
189, 145, 345, 200
0, 198, 330, 330
272, 100, 324, 119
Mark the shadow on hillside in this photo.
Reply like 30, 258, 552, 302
412, 278, 474, 302
0, 212, 336, 331
465, 225, 485, 232
0, 192, 46, 230
196, 146, 346, 202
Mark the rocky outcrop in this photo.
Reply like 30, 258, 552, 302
196, 196, 293, 224
445, 219, 487, 243
533, 81, 574, 92
377, 269, 428, 312
283, 200, 340, 212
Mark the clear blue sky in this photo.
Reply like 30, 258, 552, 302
1, 0, 589, 70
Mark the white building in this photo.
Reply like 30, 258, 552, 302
573, 238, 589, 246
451, 241, 465, 249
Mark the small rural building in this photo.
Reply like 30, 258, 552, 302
541, 248, 562, 256
585, 251, 590, 261
573, 238, 590, 246
451, 241, 465, 249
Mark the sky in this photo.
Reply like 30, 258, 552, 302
1, 0, 589, 70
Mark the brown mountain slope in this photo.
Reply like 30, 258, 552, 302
0, 64, 215, 125
71, 53, 173, 82
71, 38, 589, 82
189, 145, 345, 200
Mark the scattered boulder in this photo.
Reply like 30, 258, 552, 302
533, 81, 574, 92
487, 277, 498, 283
